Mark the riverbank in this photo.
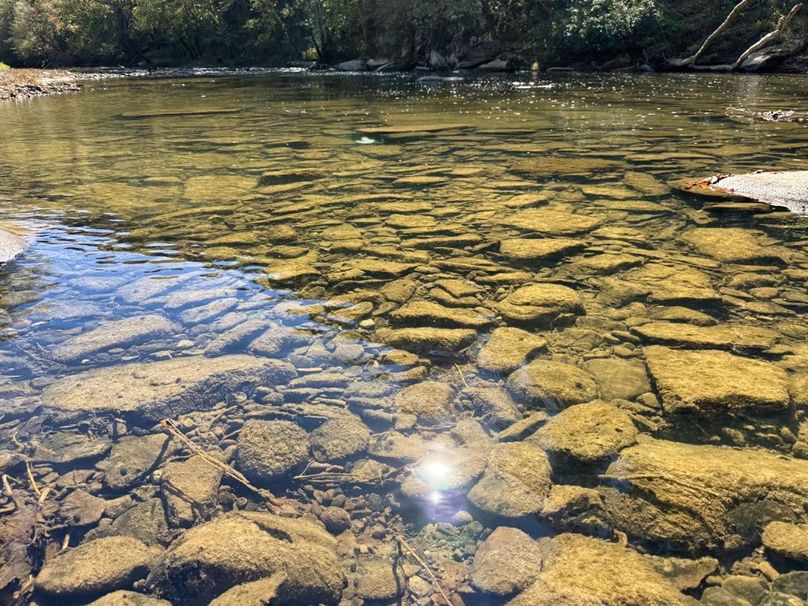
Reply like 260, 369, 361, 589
0, 69, 82, 102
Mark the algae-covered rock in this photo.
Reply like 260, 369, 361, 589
762, 521, 808, 563
682, 227, 789, 264
36, 536, 159, 598
41, 355, 296, 420
208, 574, 285, 606
498, 208, 603, 235
374, 327, 476, 355
498, 238, 585, 262
530, 401, 638, 465
146, 512, 342, 605
236, 420, 309, 483
507, 359, 598, 410
603, 437, 808, 552
392, 381, 455, 424
161, 454, 222, 527
496, 283, 583, 326
643, 346, 789, 414
477, 327, 547, 374
507, 533, 697, 605
100, 434, 169, 491
470, 527, 543, 596
87, 591, 171, 605
467, 441, 552, 517
631, 322, 779, 352
390, 300, 493, 328
309, 416, 370, 462
582, 357, 651, 401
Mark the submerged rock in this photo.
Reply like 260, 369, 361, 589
498, 208, 603, 235
681, 227, 789, 264
390, 299, 492, 328
392, 381, 455, 424
374, 327, 476, 355
498, 238, 585, 262
470, 527, 543, 596
477, 327, 547, 374
507, 359, 598, 410
36, 536, 159, 598
468, 441, 552, 517
496, 283, 584, 326
100, 434, 169, 491
87, 591, 171, 605
162, 454, 222, 527
603, 437, 808, 552
508, 533, 697, 605
632, 322, 779, 352
762, 521, 808, 563
146, 512, 343, 605
41, 355, 296, 420
530, 401, 638, 465
582, 357, 651, 401
643, 346, 789, 414
236, 420, 309, 483
53, 315, 178, 363
309, 416, 370, 462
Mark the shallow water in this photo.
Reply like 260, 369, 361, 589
1, 71, 807, 604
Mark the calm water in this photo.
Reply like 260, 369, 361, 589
1, 72, 807, 604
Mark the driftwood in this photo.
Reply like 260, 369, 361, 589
669, 1, 804, 71
668, 0, 757, 67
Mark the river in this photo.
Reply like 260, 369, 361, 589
0, 71, 807, 605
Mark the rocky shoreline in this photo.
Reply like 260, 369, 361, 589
0, 69, 83, 102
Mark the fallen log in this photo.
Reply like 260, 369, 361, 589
679, 171, 808, 214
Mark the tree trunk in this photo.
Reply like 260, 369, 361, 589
731, 2, 803, 69
668, 0, 757, 67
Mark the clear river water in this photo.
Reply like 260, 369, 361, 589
0, 71, 807, 605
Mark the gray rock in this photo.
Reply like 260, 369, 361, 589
470, 527, 542, 595
204, 319, 269, 356
507, 360, 598, 410
772, 571, 808, 600
53, 315, 178, 363
35, 536, 159, 598
0, 224, 27, 263
179, 298, 240, 324
41, 355, 296, 420
95, 498, 169, 546
236, 420, 309, 483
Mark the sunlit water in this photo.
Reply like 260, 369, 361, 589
1, 72, 807, 604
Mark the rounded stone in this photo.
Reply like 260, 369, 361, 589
35, 536, 158, 598
507, 360, 598, 410
309, 416, 370, 462
236, 420, 310, 483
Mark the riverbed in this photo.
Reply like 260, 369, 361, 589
1, 71, 807, 605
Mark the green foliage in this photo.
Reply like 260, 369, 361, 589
0, 0, 803, 67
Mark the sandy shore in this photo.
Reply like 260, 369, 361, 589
0, 68, 81, 101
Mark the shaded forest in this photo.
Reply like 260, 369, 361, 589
0, 0, 806, 70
